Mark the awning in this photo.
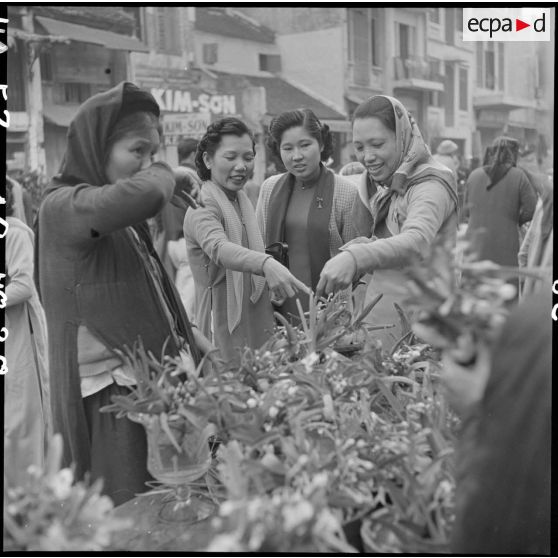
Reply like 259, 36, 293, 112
215, 71, 347, 123
35, 16, 149, 52
43, 103, 79, 127
393, 78, 444, 92
473, 93, 537, 111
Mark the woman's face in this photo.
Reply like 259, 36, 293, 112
352, 117, 399, 184
280, 126, 322, 181
204, 134, 255, 192
104, 128, 160, 183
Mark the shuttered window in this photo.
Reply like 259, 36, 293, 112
203, 43, 218, 65
7, 43, 26, 111
156, 7, 181, 54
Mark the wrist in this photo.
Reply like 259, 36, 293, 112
342, 249, 359, 275
261, 255, 273, 275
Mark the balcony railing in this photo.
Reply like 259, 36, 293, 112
393, 56, 443, 83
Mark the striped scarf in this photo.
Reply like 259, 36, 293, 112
201, 181, 267, 333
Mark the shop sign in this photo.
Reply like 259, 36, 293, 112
151, 88, 237, 115
162, 112, 211, 145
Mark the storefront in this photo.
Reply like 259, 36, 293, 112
133, 65, 242, 165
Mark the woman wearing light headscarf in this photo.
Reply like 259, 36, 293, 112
317, 95, 458, 349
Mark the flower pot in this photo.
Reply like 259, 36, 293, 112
129, 413, 211, 485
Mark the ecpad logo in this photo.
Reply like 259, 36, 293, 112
463, 8, 551, 41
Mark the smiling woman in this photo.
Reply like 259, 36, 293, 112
184, 117, 309, 364
316, 95, 459, 350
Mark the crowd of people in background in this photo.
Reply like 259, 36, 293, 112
4, 80, 552, 552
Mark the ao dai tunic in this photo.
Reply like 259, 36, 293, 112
184, 191, 275, 364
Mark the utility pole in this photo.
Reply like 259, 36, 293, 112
20, 6, 46, 173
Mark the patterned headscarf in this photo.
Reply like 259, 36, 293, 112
353, 95, 457, 237
483, 136, 520, 188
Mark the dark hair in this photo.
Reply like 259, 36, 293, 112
267, 108, 333, 162
5, 177, 14, 217
352, 96, 396, 133
105, 111, 160, 160
195, 117, 256, 181
490, 136, 520, 167
177, 138, 199, 162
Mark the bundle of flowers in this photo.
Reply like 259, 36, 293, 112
208, 336, 457, 551
206, 462, 356, 553
403, 226, 543, 362
99, 270, 462, 552
3, 435, 131, 552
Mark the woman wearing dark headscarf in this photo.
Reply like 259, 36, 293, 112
317, 95, 458, 349
36, 82, 214, 505
464, 136, 537, 267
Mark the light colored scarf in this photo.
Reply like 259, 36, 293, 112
353, 95, 458, 237
202, 180, 266, 333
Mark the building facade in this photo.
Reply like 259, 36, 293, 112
7, 6, 146, 177
240, 6, 554, 169
6, 7, 554, 176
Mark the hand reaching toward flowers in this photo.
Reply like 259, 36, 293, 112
440, 336, 491, 416
316, 252, 357, 297
262, 257, 311, 301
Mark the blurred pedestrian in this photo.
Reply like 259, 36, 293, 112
518, 170, 553, 297
177, 137, 199, 169
316, 95, 458, 350
6, 174, 33, 226
4, 179, 52, 488
433, 139, 459, 177
184, 117, 309, 364
165, 167, 202, 317
464, 136, 536, 270
442, 291, 551, 554
257, 108, 357, 321
339, 161, 366, 186
156, 139, 202, 276
36, 82, 214, 505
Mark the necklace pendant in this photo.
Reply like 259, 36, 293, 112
317, 196, 323, 209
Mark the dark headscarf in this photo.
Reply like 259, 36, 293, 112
36, 81, 200, 364
482, 136, 519, 188
44, 82, 160, 194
